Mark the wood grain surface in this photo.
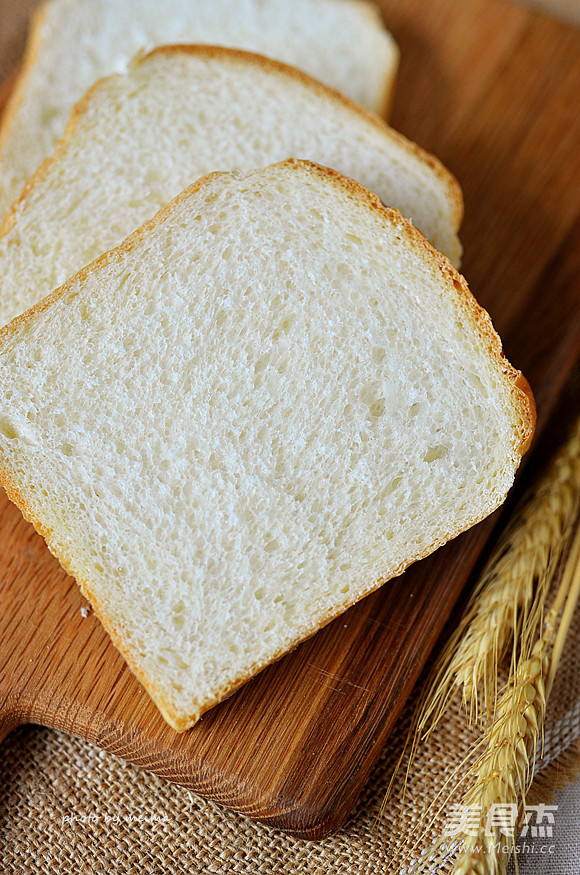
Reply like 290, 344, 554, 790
0, 0, 579, 839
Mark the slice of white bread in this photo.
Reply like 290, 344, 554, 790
0, 47, 462, 330
0, 160, 535, 731
0, 0, 399, 217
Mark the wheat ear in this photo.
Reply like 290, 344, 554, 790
450, 517, 580, 875
400, 417, 580, 872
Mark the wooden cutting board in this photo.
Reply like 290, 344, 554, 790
1, 0, 579, 840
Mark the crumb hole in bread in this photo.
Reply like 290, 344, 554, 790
254, 353, 269, 373
385, 477, 402, 495
173, 614, 185, 631
369, 398, 386, 418
0, 418, 18, 440
423, 445, 449, 463
264, 538, 279, 553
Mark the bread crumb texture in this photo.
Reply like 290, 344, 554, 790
0, 0, 399, 217
0, 46, 459, 330
0, 161, 533, 730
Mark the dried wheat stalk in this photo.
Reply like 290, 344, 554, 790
408, 417, 580, 874
451, 522, 580, 874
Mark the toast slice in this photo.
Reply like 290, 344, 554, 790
0, 0, 399, 217
0, 46, 462, 329
0, 160, 534, 731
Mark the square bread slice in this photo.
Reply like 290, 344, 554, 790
0, 160, 534, 731
0, 0, 399, 218
0, 46, 462, 331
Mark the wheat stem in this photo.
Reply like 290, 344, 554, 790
545, 522, 580, 698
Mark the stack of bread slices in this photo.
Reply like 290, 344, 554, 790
0, 0, 534, 731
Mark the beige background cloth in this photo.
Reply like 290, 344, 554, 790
1, 0, 580, 871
